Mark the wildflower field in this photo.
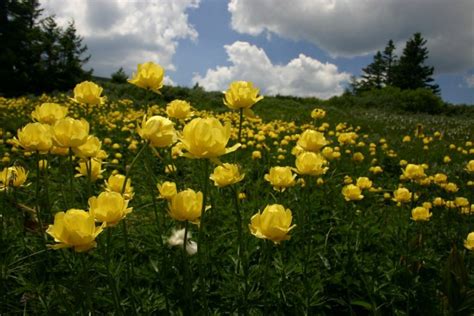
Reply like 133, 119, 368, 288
1, 63, 474, 315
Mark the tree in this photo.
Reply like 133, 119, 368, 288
382, 40, 397, 86
358, 51, 386, 91
111, 67, 128, 84
0, 0, 91, 96
392, 33, 439, 94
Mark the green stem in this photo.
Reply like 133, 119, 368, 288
144, 148, 171, 313
86, 158, 92, 199
105, 229, 124, 315
34, 151, 46, 241
231, 186, 248, 315
79, 253, 94, 314
197, 158, 210, 313
121, 141, 148, 194
182, 221, 193, 314
68, 149, 75, 206
237, 108, 244, 145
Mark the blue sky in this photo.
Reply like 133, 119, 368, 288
41, 0, 474, 104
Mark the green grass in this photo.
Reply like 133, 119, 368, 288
0, 83, 473, 315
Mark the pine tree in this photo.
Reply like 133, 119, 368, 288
359, 51, 385, 91
0, 0, 91, 96
382, 40, 397, 86
392, 33, 439, 94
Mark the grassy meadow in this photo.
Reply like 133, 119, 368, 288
0, 81, 473, 315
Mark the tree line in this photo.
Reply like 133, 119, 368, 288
0, 0, 91, 96
350, 33, 440, 95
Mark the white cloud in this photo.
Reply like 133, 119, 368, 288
192, 41, 350, 99
40, 0, 199, 77
465, 75, 474, 89
229, 0, 474, 73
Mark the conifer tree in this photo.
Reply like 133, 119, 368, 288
382, 40, 397, 86
359, 51, 385, 91
392, 33, 439, 94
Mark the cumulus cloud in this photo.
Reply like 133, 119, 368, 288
40, 0, 199, 77
192, 41, 350, 99
229, 0, 474, 73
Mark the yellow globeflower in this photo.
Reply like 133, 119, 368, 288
0, 166, 28, 190
252, 150, 262, 160
209, 163, 245, 187
75, 159, 104, 182
52, 117, 90, 148
168, 189, 203, 224
157, 181, 177, 200
338, 132, 358, 146
466, 160, 474, 174
166, 100, 192, 120
72, 135, 102, 158
105, 174, 134, 200
72, 81, 105, 106
342, 184, 364, 201
411, 206, 432, 221
137, 115, 177, 148
46, 209, 104, 252
88, 192, 132, 226
180, 117, 240, 159
249, 204, 296, 244
464, 232, 474, 250
402, 164, 426, 180
264, 166, 296, 191
297, 129, 328, 152
223, 81, 263, 115
311, 108, 326, 119
16, 122, 53, 152
392, 187, 412, 203
355, 177, 372, 190
128, 62, 164, 92
295, 152, 328, 176
31, 103, 68, 125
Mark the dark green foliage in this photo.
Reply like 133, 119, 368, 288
382, 40, 397, 86
0, 0, 91, 96
359, 51, 386, 91
111, 67, 128, 84
392, 33, 440, 94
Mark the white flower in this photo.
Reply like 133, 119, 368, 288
167, 228, 198, 255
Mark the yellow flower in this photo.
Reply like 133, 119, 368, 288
52, 117, 90, 148
88, 192, 132, 226
72, 135, 102, 158
342, 184, 364, 201
166, 100, 192, 120
355, 177, 372, 190
411, 206, 432, 221
128, 62, 164, 92
392, 187, 412, 203
433, 173, 447, 184
105, 174, 134, 200
209, 163, 245, 187
249, 204, 296, 244
352, 152, 365, 162
223, 81, 263, 115
264, 166, 296, 191
311, 108, 326, 119
433, 197, 445, 207
75, 159, 104, 182
72, 81, 105, 105
295, 152, 328, 176
443, 156, 451, 163
402, 164, 426, 180
137, 115, 177, 148
31, 103, 68, 124
466, 160, 474, 174
180, 117, 240, 159
157, 181, 177, 200
338, 132, 358, 146
402, 135, 411, 142
465, 232, 474, 250
0, 166, 28, 190
16, 122, 53, 152
297, 130, 328, 152
46, 209, 104, 252
455, 197, 469, 208
252, 150, 262, 160
168, 189, 203, 224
